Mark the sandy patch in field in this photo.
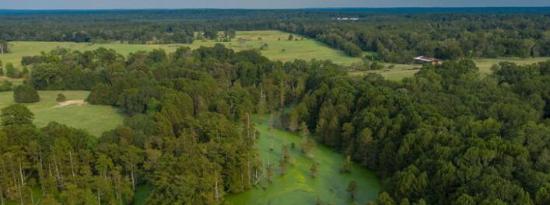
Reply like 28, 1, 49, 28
54, 100, 86, 108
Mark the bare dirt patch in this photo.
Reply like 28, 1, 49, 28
54, 100, 86, 108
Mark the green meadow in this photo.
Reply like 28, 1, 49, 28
352, 57, 550, 81
0, 90, 124, 136
0, 30, 361, 67
225, 116, 381, 205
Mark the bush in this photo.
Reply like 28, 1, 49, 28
13, 84, 40, 103
0, 80, 13, 92
5, 63, 19, 78
56, 93, 67, 102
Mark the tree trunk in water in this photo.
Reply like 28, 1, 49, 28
18, 160, 24, 205
0, 184, 4, 205
247, 113, 250, 140
38, 155, 45, 196
279, 81, 285, 110
19, 161, 25, 186
247, 159, 251, 186
30, 189, 34, 205
214, 172, 219, 202
131, 169, 135, 190
97, 191, 101, 205
18, 184, 23, 205
69, 151, 76, 179
53, 157, 63, 188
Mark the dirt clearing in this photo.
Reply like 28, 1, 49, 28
54, 100, 86, 108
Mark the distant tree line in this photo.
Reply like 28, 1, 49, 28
275, 14, 550, 62
2, 10, 550, 62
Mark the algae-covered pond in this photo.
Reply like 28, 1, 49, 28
226, 116, 381, 204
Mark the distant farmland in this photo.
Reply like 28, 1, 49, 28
2, 30, 548, 82
0, 30, 362, 67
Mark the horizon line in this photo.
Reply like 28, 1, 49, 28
1, 6, 550, 11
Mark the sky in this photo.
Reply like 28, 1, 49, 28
0, 0, 550, 10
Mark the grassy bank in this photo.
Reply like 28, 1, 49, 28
0, 90, 123, 136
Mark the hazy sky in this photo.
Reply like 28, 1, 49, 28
1, 0, 550, 9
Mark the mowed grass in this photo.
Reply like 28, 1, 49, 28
0, 30, 361, 67
0, 90, 123, 136
475, 57, 550, 74
225, 116, 380, 205
352, 57, 550, 81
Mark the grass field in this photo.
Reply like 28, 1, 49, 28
352, 57, 550, 81
475, 57, 550, 74
225, 115, 380, 205
0, 90, 123, 136
0, 30, 361, 67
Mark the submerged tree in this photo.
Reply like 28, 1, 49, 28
347, 180, 358, 200
340, 155, 352, 174
310, 162, 319, 178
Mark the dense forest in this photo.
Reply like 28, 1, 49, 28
1, 43, 550, 204
0, 45, 315, 204
2, 9, 550, 62
283, 59, 550, 204
276, 14, 550, 62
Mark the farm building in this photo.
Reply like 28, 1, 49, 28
414, 56, 442, 65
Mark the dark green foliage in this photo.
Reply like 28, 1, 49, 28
2, 45, 305, 204
275, 14, 550, 62
7, 30, 550, 204
347, 180, 358, 200
2, 10, 549, 62
13, 84, 39, 103
1, 104, 33, 126
56, 93, 67, 102
285, 59, 550, 205
0, 80, 12, 91
4, 63, 18, 78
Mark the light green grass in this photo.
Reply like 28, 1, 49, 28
225, 116, 380, 205
0, 90, 123, 136
475, 57, 550, 74
0, 30, 361, 68
352, 57, 550, 81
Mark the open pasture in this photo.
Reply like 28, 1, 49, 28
351, 57, 550, 81
0, 90, 123, 136
0, 30, 361, 67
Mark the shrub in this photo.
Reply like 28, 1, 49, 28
13, 84, 40, 103
5, 63, 19, 78
0, 80, 12, 92
56, 93, 67, 102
